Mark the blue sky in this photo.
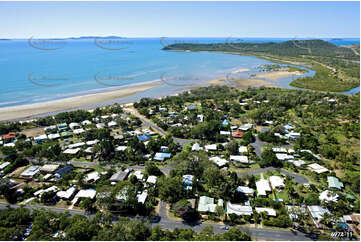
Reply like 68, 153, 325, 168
0, 1, 359, 38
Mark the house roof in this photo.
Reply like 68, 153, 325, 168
230, 155, 249, 164
269, 176, 285, 189
319, 190, 338, 202
75, 189, 96, 199
307, 206, 330, 220
256, 179, 271, 196
232, 131, 244, 138
255, 207, 277, 216
147, 175, 157, 184
308, 163, 329, 174
40, 164, 60, 173
239, 146, 248, 153
327, 176, 343, 190
136, 190, 148, 204
63, 148, 81, 154
210, 156, 229, 167
110, 171, 129, 182
236, 186, 254, 195
154, 152, 171, 161
192, 143, 201, 151
227, 202, 253, 216
198, 196, 216, 213
21, 166, 40, 177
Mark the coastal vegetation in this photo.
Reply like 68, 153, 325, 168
163, 40, 360, 92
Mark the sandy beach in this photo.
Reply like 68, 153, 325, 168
0, 81, 162, 121
206, 76, 275, 89
253, 71, 303, 81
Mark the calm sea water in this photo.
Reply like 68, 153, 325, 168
0, 37, 359, 108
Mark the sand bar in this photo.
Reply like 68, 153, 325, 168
253, 71, 303, 81
0, 81, 162, 121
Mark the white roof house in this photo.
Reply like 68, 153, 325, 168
132, 170, 144, 180
272, 147, 288, 153
40, 164, 60, 173
85, 171, 100, 183
292, 160, 306, 167
276, 153, 294, 161
73, 128, 85, 135
136, 190, 148, 204
255, 207, 277, 216
192, 143, 201, 151
210, 156, 229, 167
308, 206, 330, 221
198, 196, 217, 213
319, 190, 339, 203
68, 142, 85, 149
205, 144, 217, 152
96, 123, 105, 129
81, 120, 92, 125
239, 123, 253, 131
236, 186, 254, 196
0, 162, 11, 170
238, 146, 248, 154
146, 175, 157, 184
56, 186, 77, 200
227, 202, 253, 216
69, 122, 81, 130
286, 205, 307, 221
269, 176, 285, 189
230, 155, 250, 164
220, 131, 231, 136
48, 133, 60, 140
108, 121, 117, 127
75, 189, 96, 199
256, 179, 271, 196
21, 166, 40, 177
86, 140, 99, 146
63, 148, 81, 155
308, 163, 329, 174
115, 146, 128, 152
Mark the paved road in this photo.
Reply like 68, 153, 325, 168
250, 135, 267, 158
238, 167, 309, 184
0, 201, 313, 240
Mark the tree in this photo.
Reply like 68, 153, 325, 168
215, 205, 225, 218
79, 198, 94, 212
158, 177, 183, 203
145, 162, 162, 176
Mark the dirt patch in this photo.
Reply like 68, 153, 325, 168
21, 127, 44, 138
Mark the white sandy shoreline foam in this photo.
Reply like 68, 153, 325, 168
0, 81, 163, 122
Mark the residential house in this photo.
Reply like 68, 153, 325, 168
269, 176, 285, 190
40, 164, 59, 174
21, 166, 40, 179
308, 163, 329, 174
227, 202, 253, 216
183, 175, 194, 190
319, 190, 338, 203
54, 165, 74, 179
236, 186, 254, 197
154, 152, 171, 161
255, 207, 277, 216
198, 196, 217, 213
256, 179, 271, 196
210, 156, 229, 167
327, 176, 343, 190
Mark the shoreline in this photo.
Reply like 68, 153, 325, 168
0, 81, 163, 122
0, 66, 276, 123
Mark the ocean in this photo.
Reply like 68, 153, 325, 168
0, 37, 359, 108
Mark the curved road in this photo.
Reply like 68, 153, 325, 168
0, 202, 312, 241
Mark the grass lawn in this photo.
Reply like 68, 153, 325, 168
273, 190, 290, 203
